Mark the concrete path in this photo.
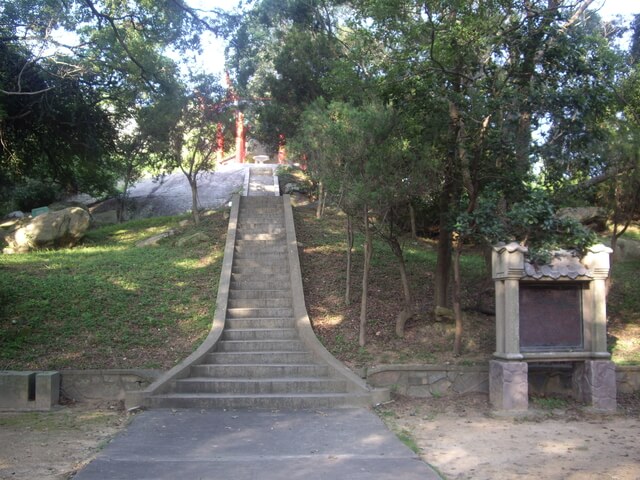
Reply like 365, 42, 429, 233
74, 408, 442, 480
125, 164, 246, 217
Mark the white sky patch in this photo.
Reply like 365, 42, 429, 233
591, 0, 639, 20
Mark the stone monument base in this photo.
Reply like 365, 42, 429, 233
572, 360, 617, 412
489, 360, 528, 411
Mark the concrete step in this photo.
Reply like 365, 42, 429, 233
227, 298, 292, 308
232, 253, 287, 262
234, 245, 287, 255
237, 216, 283, 223
230, 280, 291, 290
238, 208, 284, 216
226, 307, 293, 318
202, 351, 313, 365
236, 232, 286, 241
215, 340, 305, 352
145, 392, 372, 409
228, 289, 291, 300
222, 328, 298, 341
231, 265, 289, 275
236, 222, 285, 230
235, 239, 285, 248
174, 377, 348, 395
239, 200, 282, 208
225, 317, 294, 329
241, 191, 279, 197
191, 363, 327, 378
230, 273, 289, 282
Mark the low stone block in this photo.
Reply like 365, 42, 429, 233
489, 360, 528, 411
407, 385, 431, 397
616, 366, 640, 394
368, 370, 402, 387
0, 371, 35, 409
36, 372, 60, 410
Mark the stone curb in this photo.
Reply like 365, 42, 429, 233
282, 195, 390, 405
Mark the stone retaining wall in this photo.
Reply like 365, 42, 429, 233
2, 366, 638, 409
365, 364, 640, 398
366, 365, 489, 397
60, 370, 162, 403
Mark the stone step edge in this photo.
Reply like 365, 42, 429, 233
176, 376, 339, 383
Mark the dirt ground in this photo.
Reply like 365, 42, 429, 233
380, 393, 640, 480
1, 395, 639, 480
0, 402, 129, 480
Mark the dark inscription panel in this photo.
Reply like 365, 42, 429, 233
519, 284, 583, 351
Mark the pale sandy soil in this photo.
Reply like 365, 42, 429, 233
0, 402, 128, 480
1, 395, 639, 480
380, 394, 640, 480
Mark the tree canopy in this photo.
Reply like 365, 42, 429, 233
0, 0, 232, 202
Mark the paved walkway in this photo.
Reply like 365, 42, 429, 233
74, 408, 441, 480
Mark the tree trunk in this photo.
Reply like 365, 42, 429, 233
189, 177, 200, 225
452, 241, 464, 356
345, 214, 354, 306
316, 181, 324, 219
359, 205, 373, 347
409, 201, 417, 240
118, 176, 130, 223
388, 235, 413, 337
434, 217, 452, 309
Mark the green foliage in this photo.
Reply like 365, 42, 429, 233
507, 191, 597, 264
275, 165, 315, 194
12, 179, 63, 212
227, 0, 346, 150
531, 396, 569, 411
453, 188, 597, 264
396, 429, 420, 454
1, 1, 225, 199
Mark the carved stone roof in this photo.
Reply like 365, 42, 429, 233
524, 250, 591, 280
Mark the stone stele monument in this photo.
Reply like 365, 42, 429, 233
490, 242, 616, 412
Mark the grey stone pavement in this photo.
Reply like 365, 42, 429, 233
124, 164, 246, 218
74, 408, 442, 480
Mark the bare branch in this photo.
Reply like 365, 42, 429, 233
1, 87, 54, 95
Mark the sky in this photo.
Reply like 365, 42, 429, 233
594, 0, 639, 19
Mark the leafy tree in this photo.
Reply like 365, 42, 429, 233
293, 99, 433, 343
163, 76, 233, 225
0, 43, 117, 195
348, 0, 623, 315
1, 0, 228, 207
227, 0, 347, 152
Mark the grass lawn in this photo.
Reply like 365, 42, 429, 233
0, 212, 227, 370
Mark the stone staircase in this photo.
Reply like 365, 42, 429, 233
140, 194, 382, 409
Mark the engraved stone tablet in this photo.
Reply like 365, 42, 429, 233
519, 283, 583, 351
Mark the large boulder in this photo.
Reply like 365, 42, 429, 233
557, 206, 608, 232
3, 207, 91, 253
